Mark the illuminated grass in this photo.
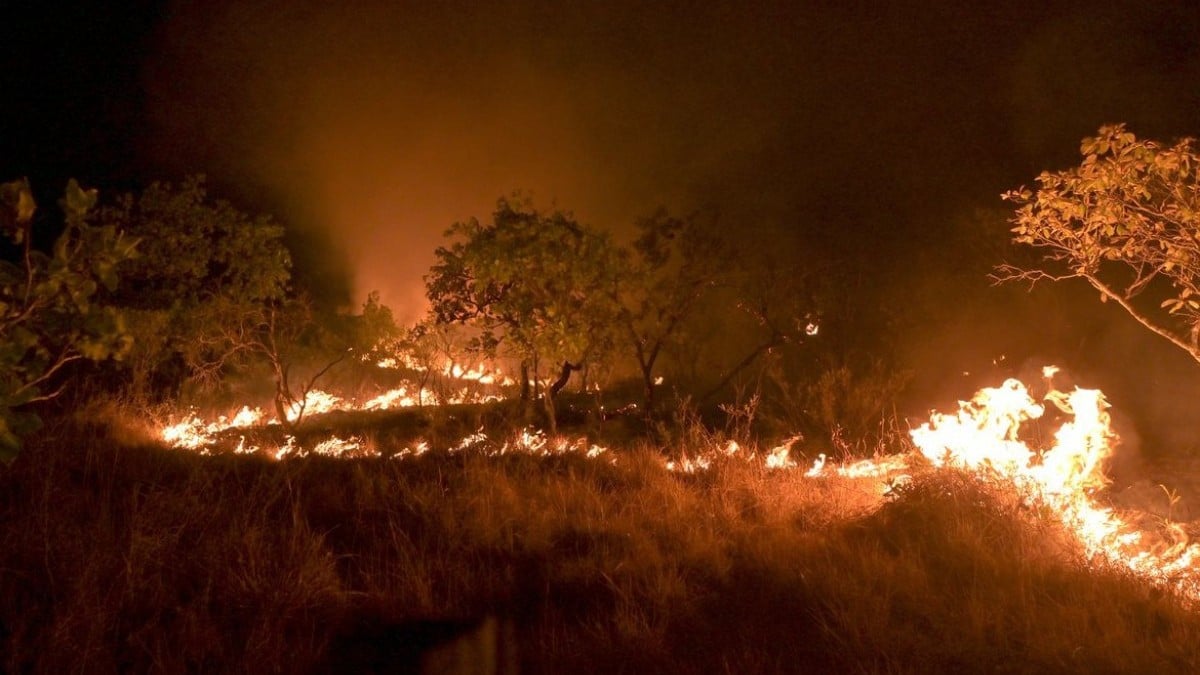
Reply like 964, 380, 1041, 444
2, 419, 1199, 673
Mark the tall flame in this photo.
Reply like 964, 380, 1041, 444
911, 374, 1200, 599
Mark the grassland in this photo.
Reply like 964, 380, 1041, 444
3, 408, 1200, 674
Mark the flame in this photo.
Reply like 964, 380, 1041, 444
372, 343, 516, 387
160, 405, 266, 449
766, 435, 802, 470
911, 373, 1200, 598
284, 390, 343, 421
363, 387, 421, 410
152, 357, 1200, 599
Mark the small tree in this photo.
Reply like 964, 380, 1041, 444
185, 291, 397, 428
97, 176, 291, 400
999, 124, 1200, 364
0, 179, 136, 458
98, 176, 398, 426
401, 319, 485, 405
699, 250, 822, 403
425, 196, 623, 431
615, 208, 726, 412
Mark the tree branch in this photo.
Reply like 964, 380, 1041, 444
1082, 272, 1200, 364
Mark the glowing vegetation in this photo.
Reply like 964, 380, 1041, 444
1001, 124, 1200, 364
6, 381, 1200, 673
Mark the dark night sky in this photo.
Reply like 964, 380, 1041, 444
4, 0, 1200, 440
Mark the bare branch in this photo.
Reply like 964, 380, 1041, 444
1082, 273, 1200, 364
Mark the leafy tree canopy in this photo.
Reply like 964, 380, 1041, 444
426, 195, 624, 385
95, 176, 292, 396
100, 175, 290, 309
0, 178, 136, 458
1000, 124, 1200, 364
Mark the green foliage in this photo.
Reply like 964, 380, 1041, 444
0, 178, 135, 459
102, 176, 290, 310
426, 195, 624, 385
353, 291, 402, 364
95, 176, 292, 397
1002, 124, 1200, 363
92, 176, 401, 425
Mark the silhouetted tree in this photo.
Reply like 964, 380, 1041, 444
614, 208, 726, 412
97, 176, 291, 399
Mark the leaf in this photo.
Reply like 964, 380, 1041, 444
62, 179, 98, 219
0, 408, 43, 463
0, 422, 20, 464
0, 178, 36, 226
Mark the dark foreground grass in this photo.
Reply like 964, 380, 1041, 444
3, 419, 1200, 674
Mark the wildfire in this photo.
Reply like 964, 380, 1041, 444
374, 347, 516, 387
910, 374, 1200, 598
153, 362, 1200, 600
160, 405, 265, 449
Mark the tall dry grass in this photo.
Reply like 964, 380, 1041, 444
2, 416, 1200, 673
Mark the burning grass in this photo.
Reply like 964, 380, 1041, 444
4, 405, 1200, 673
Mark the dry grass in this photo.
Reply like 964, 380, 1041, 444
3, 416, 1200, 674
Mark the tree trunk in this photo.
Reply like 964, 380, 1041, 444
550, 361, 580, 397
271, 360, 297, 429
519, 361, 531, 401
542, 390, 558, 435
700, 338, 779, 403
641, 364, 656, 413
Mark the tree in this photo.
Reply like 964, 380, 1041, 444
999, 124, 1200, 365
187, 291, 397, 428
614, 208, 726, 412
425, 196, 623, 431
96, 176, 399, 427
698, 249, 822, 403
399, 319, 486, 406
0, 178, 136, 458
95, 176, 292, 399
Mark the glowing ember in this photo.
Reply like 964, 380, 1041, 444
766, 435, 801, 470
392, 440, 430, 459
363, 387, 419, 410
309, 435, 364, 457
285, 390, 343, 421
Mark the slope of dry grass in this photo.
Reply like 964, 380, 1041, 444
3, 417, 1200, 674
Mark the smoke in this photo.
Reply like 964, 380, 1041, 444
139, 1, 814, 319
141, 1, 1048, 318
136, 0, 1200, 415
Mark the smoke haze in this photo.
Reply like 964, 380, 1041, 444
7, 0, 1200, 445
